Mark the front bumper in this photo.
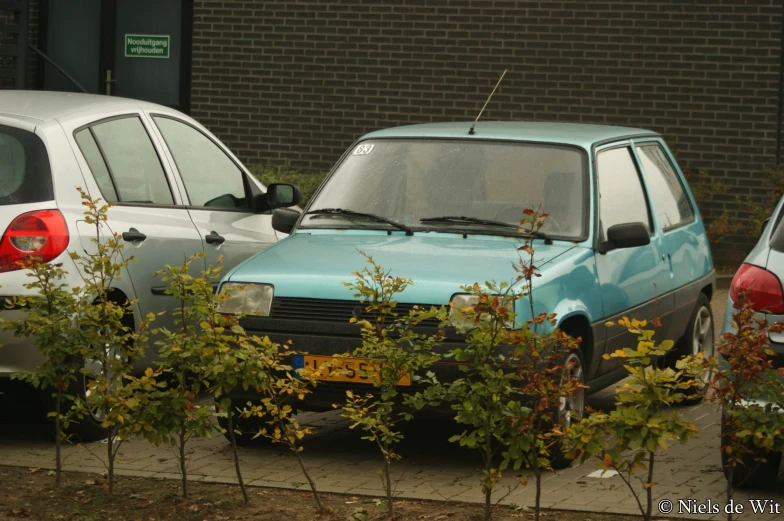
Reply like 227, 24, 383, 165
233, 327, 467, 414
234, 312, 471, 413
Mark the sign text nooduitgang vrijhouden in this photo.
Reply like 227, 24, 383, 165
125, 35, 170, 58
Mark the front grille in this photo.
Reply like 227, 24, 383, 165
270, 297, 442, 326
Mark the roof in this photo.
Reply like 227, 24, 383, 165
362, 121, 658, 148
0, 90, 169, 123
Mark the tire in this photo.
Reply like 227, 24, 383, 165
720, 416, 782, 489
549, 348, 586, 470
672, 293, 714, 404
62, 371, 110, 442
217, 399, 274, 446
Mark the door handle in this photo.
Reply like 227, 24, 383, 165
122, 228, 147, 242
205, 231, 225, 245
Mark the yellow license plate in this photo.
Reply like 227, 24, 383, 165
302, 355, 411, 386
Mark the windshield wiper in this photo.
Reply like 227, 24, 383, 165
420, 215, 519, 228
420, 216, 552, 243
305, 208, 413, 236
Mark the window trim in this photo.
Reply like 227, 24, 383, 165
594, 144, 655, 244
633, 141, 696, 234
74, 127, 121, 202
73, 114, 177, 207
150, 113, 254, 213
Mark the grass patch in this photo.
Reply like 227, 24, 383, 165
249, 164, 328, 207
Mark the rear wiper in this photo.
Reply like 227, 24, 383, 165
420, 216, 552, 243
305, 208, 413, 236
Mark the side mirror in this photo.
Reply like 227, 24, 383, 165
272, 207, 302, 234
599, 222, 650, 253
255, 183, 301, 213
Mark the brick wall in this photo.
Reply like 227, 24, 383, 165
27, 0, 38, 89
165, 1, 784, 263
0, 0, 35, 89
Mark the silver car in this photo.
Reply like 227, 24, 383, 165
720, 195, 784, 487
0, 91, 298, 439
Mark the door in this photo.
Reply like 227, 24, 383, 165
43, 0, 192, 111
149, 114, 278, 275
112, 0, 184, 107
633, 140, 700, 340
72, 114, 204, 344
593, 144, 673, 374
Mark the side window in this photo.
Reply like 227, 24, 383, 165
153, 116, 250, 210
79, 116, 174, 205
596, 146, 652, 238
74, 129, 119, 202
635, 144, 695, 230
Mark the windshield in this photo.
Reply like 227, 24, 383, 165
302, 139, 587, 238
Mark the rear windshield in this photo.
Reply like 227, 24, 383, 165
0, 124, 53, 206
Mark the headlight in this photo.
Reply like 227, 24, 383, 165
449, 294, 478, 329
218, 283, 274, 316
449, 293, 516, 329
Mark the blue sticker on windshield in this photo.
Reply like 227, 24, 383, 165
352, 144, 374, 156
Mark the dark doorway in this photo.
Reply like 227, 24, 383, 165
40, 0, 192, 112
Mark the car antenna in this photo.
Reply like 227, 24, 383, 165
468, 69, 507, 135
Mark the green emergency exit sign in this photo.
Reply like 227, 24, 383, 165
125, 34, 170, 58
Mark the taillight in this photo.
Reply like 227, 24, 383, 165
0, 210, 70, 273
729, 263, 784, 314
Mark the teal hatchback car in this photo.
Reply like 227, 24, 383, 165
219, 121, 715, 435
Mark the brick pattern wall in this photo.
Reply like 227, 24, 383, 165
184, 1, 784, 263
0, 0, 33, 89
27, 0, 38, 89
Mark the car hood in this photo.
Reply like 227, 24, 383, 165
226, 231, 586, 303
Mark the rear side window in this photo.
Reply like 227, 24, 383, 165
74, 130, 119, 202
635, 144, 694, 230
74, 116, 174, 205
0, 125, 53, 205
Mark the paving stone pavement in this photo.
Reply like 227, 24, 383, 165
2, 286, 783, 519
2, 390, 782, 520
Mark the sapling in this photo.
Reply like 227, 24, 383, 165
241, 335, 326, 514
134, 254, 220, 499
336, 253, 446, 518
502, 208, 586, 521
565, 318, 702, 521
705, 294, 784, 521
1, 259, 84, 489
67, 189, 155, 495
188, 262, 259, 504
436, 207, 585, 521
443, 279, 532, 521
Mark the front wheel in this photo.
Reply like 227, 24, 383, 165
549, 349, 586, 470
61, 368, 110, 443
